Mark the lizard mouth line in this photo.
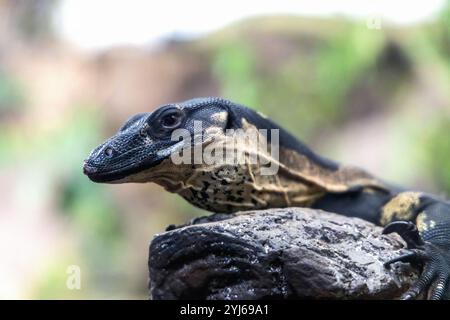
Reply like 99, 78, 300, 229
83, 158, 164, 183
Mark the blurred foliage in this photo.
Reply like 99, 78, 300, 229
42, 108, 126, 298
13, 0, 58, 41
315, 26, 384, 115
33, 259, 87, 299
0, 70, 25, 116
433, 2, 450, 190
213, 41, 260, 108
211, 20, 385, 138
434, 1, 450, 63
1, 1, 450, 300
422, 1, 450, 78
417, 116, 450, 193
0, 105, 127, 298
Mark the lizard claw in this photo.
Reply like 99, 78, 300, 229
382, 221, 424, 249
394, 243, 450, 300
382, 222, 450, 299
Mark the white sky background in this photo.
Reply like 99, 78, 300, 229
55, 0, 447, 51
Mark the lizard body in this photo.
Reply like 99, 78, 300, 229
84, 97, 450, 299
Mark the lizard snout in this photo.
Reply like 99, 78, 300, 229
83, 161, 98, 175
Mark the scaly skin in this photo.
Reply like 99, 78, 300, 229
84, 97, 450, 299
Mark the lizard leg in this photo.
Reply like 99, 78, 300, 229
383, 204, 450, 300
382, 221, 424, 249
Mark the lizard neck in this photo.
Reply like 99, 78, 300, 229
143, 121, 388, 214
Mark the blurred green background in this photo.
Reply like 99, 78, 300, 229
0, 0, 450, 299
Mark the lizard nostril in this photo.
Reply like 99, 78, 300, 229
104, 147, 114, 157
83, 162, 98, 175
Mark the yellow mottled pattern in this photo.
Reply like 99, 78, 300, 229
380, 192, 422, 225
416, 212, 428, 232
416, 212, 437, 233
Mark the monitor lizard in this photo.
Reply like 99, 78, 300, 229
83, 97, 450, 299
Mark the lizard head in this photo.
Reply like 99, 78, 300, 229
83, 97, 349, 213
83, 97, 235, 184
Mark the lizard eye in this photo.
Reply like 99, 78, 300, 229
160, 110, 182, 129
147, 107, 185, 137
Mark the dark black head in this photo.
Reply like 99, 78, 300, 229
83, 97, 237, 183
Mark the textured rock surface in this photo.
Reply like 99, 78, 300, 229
149, 208, 419, 299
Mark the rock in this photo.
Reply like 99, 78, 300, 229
149, 208, 418, 299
